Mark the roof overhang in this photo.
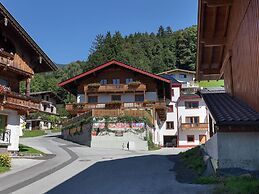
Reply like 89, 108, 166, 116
196, 0, 233, 81
0, 3, 58, 73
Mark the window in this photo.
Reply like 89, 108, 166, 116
88, 96, 98, 103
171, 89, 174, 97
126, 78, 133, 84
46, 95, 49, 101
51, 106, 54, 113
187, 135, 194, 142
100, 79, 108, 85
135, 94, 144, 102
0, 79, 8, 87
186, 116, 199, 124
168, 105, 174, 112
112, 79, 120, 85
179, 74, 187, 79
111, 95, 121, 101
185, 101, 199, 109
43, 105, 47, 111
166, 122, 174, 129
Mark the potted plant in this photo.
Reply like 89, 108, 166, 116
88, 83, 101, 88
128, 81, 141, 88
143, 100, 155, 107
105, 101, 122, 109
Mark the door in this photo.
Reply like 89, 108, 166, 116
0, 115, 7, 140
199, 135, 206, 144
163, 136, 177, 147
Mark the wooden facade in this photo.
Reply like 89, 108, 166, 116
197, 0, 259, 112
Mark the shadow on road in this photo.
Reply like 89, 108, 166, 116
47, 154, 177, 194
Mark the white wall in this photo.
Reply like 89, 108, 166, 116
178, 129, 209, 147
205, 132, 259, 171
0, 109, 20, 151
170, 72, 195, 83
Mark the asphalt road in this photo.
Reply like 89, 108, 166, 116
0, 134, 213, 194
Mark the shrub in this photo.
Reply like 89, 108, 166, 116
0, 154, 11, 168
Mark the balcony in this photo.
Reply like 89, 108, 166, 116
0, 51, 34, 76
0, 86, 40, 113
84, 83, 146, 93
180, 123, 208, 130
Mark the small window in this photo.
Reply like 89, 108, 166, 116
135, 94, 144, 102
51, 106, 54, 113
168, 105, 174, 112
166, 122, 174, 129
112, 79, 120, 85
179, 74, 187, 79
88, 96, 98, 103
185, 101, 199, 109
186, 116, 199, 124
126, 78, 133, 84
111, 95, 121, 101
171, 89, 174, 97
46, 96, 49, 101
100, 79, 108, 85
43, 105, 47, 111
187, 135, 195, 142
0, 79, 9, 87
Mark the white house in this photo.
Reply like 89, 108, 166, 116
155, 69, 209, 147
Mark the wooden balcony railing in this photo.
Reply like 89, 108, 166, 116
180, 123, 208, 130
84, 83, 146, 93
0, 51, 34, 75
0, 87, 40, 112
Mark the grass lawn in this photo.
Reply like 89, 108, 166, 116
179, 146, 205, 175
0, 166, 10, 173
198, 80, 224, 88
22, 130, 46, 138
19, 144, 44, 154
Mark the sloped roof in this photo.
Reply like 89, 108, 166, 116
0, 3, 57, 72
202, 93, 259, 126
30, 91, 64, 104
157, 68, 196, 75
58, 60, 171, 87
160, 74, 181, 85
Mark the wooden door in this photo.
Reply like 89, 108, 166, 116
199, 135, 206, 144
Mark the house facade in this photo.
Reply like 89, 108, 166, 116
26, 91, 63, 130
0, 3, 57, 151
155, 70, 209, 148
59, 60, 172, 148
197, 0, 259, 170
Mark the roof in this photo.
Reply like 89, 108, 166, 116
0, 3, 58, 72
202, 93, 259, 126
160, 74, 181, 86
30, 91, 64, 104
157, 68, 196, 75
178, 94, 201, 101
196, 0, 233, 80
58, 60, 172, 97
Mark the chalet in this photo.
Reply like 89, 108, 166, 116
59, 60, 171, 148
156, 71, 209, 148
197, 0, 259, 170
0, 3, 57, 151
26, 91, 63, 130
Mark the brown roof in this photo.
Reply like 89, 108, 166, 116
196, 0, 233, 80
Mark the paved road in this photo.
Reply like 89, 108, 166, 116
0, 134, 213, 194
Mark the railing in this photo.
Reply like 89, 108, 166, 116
180, 123, 208, 130
0, 129, 11, 144
181, 81, 199, 88
84, 83, 147, 93
66, 101, 166, 113
6, 96, 40, 110
0, 51, 34, 75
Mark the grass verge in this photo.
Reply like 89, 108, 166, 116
19, 144, 44, 154
179, 146, 205, 175
22, 130, 46, 138
198, 80, 224, 88
0, 166, 10, 173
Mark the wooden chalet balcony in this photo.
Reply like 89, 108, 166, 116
0, 86, 40, 113
0, 51, 34, 76
84, 83, 146, 93
180, 123, 208, 130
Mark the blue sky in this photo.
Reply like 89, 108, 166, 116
1, 0, 198, 64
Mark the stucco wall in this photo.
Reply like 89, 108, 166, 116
178, 129, 209, 147
0, 109, 20, 151
205, 132, 259, 171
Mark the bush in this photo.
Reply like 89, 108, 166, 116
0, 154, 11, 168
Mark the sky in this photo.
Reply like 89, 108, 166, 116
1, 0, 198, 65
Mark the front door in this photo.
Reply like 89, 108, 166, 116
199, 135, 206, 144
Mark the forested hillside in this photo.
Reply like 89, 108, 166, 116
21, 25, 197, 102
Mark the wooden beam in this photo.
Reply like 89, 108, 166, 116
204, 0, 232, 7
201, 37, 226, 47
220, 50, 232, 77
